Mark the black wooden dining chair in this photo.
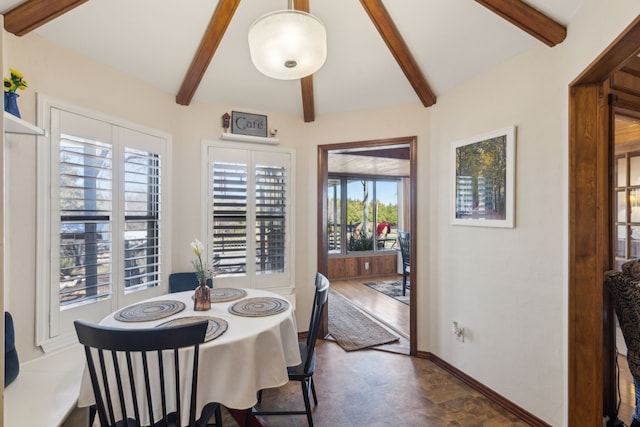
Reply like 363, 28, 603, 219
74, 319, 222, 427
168, 272, 212, 293
245, 272, 330, 427
398, 231, 411, 296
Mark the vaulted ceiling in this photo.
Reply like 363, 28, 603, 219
0, 0, 583, 122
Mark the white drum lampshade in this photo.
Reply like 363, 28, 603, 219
248, 10, 327, 80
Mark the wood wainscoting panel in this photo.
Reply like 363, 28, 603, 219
328, 253, 397, 280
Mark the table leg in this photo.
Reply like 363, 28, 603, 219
226, 408, 268, 427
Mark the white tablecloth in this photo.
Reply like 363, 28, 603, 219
77, 288, 301, 422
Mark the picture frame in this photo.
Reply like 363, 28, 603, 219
231, 111, 268, 138
451, 126, 516, 228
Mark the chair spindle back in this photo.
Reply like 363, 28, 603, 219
74, 319, 208, 427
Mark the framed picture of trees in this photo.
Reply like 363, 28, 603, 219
451, 126, 515, 228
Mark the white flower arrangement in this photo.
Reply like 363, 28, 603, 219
190, 238, 210, 282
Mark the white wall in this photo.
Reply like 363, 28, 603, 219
429, 44, 567, 423
310, 55, 568, 420
0, 13, 6, 420
172, 103, 310, 314
426, 1, 640, 424
2, 31, 316, 363
3, 1, 640, 425
304, 2, 640, 425
3, 32, 181, 362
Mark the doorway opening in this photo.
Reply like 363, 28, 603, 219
317, 137, 417, 356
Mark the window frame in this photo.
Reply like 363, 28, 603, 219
36, 94, 172, 352
201, 141, 295, 295
328, 174, 401, 256
614, 150, 640, 264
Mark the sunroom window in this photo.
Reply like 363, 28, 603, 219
328, 176, 399, 254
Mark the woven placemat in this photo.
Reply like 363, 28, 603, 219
228, 297, 289, 317
211, 288, 247, 303
114, 300, 185, 322
157, 316, 228, 342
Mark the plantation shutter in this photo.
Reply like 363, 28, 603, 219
57, 122, 164, 304
120, 126, 164, 290
44, 107, 167, 347
211, 157, 248, 275
255, 164, 287, 274
207, 145, 293, 291
58, 130, 113, 306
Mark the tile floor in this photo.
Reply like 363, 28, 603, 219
218, 339, 529, 427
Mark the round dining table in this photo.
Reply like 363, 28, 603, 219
76, 288, 301, 424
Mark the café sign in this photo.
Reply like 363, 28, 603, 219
231, 111, 267, 138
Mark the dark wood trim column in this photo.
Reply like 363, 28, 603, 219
317, 145, 329, 338
569, 83, 610, 426
568, 15, 640, 426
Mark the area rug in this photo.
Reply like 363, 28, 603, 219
362, 279, 410, 305
328, 290, 400, 351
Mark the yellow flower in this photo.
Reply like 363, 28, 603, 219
4, 78, 14, 91
9, 68, 22, 79
4, 69, 27, 93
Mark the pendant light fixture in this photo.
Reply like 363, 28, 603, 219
248, 1, 327, 80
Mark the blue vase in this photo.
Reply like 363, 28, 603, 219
4, 92, 20, 118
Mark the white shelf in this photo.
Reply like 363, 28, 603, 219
220, 132, 279, 145
4, 111, 45, 135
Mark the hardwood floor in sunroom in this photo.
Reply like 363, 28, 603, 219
329, 274, 410, 337
617, 353, 636, 426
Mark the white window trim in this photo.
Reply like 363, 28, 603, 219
35, 94, 173, 352
200, 140, 295, 296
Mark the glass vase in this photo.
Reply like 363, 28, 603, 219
194, 279, 211, 311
